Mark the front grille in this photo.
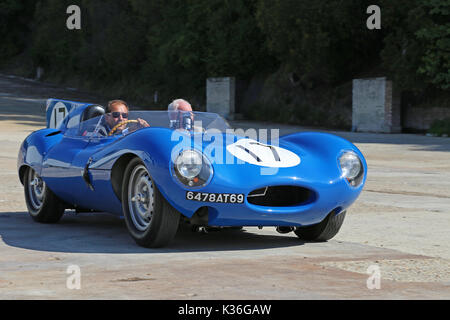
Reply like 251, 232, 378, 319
247, 185, 315, 207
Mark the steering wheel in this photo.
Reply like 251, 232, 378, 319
108, 120, 139, 136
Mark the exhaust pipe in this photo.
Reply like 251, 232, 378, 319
276, 226, 294, 234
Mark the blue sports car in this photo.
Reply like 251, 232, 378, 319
17, 99, 367, 247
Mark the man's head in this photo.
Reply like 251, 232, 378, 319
168, 99, 193, 129
106, 99, 129, 131
168, 99, 192, 113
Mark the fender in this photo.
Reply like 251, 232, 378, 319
280, 132, 364, 158
46, 98, 87, 129
17, 128, 63, 183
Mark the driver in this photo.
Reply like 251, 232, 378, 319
99, 99, 149, 136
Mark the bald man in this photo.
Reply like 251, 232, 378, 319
168, 99, 193, 129
167, 99, 205, 132
168, 98, 192, 112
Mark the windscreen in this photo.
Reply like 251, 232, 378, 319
130, 111, 232, 132
64, 110, 232, 137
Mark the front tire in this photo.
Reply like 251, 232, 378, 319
23, 167, 65, 223
294, 210, 346, 242
122, 158, 180, 248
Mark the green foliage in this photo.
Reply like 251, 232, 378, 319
31, 0, 82, 69
142, 0, 273, 100
255, 0, 384, 87
429, 118, 450, 136
0, 0, 448, 109
0, 0, 35, 61
380, 0, 450, 91
416, 0, 450, 89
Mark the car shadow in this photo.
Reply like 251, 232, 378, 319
0, 211, 304, 254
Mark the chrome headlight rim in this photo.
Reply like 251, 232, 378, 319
172, 149, 213, 188
175, 149, 202, 179
338, 150, 364, 187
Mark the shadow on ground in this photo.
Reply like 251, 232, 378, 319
0, 211, 303, 254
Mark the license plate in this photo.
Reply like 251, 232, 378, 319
186, 191, 244, 204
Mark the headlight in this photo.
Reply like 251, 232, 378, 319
173, 149, 212, 187
175, 150, 202, 179
339, 151, 363, 187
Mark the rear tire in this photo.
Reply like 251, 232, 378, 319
294, 211, 346, 242
23, 167, 65, 223
122, 158, 180, 248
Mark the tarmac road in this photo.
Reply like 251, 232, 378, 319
0, 74, 449, 299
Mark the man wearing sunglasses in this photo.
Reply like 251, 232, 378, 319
103, 99, 149, 135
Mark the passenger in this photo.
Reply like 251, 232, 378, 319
168, 98, 203, 132
168, 99, 193, 129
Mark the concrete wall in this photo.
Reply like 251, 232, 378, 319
206, 77, 235, 119
352, 77, 401, 133
403, 106, 450, 131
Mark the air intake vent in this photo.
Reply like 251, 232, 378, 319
247, 185, 315, 207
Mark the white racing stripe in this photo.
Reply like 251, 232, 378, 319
226, 138, 300, 168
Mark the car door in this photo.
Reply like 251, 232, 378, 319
41, 129, 91, 205
40, 114, 108, 206
69, 134, 123, 214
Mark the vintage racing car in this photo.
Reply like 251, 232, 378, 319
17, 99, 367, 247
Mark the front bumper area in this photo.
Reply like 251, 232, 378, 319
160, 177, 362, 227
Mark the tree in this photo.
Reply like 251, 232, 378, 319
0, 0, 35, 61
255, 0, 384, 87
416, 0, 450, 89
381, 0, 450, 91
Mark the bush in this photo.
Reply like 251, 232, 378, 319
1, 0, 448, 119
0, 0, 35, 62
416, 0, 450, 90
429, 118, 450, 136
380, 0, 450, 91
255, 0, 384, 87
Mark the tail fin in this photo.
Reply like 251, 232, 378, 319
45, 98, 88, 128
